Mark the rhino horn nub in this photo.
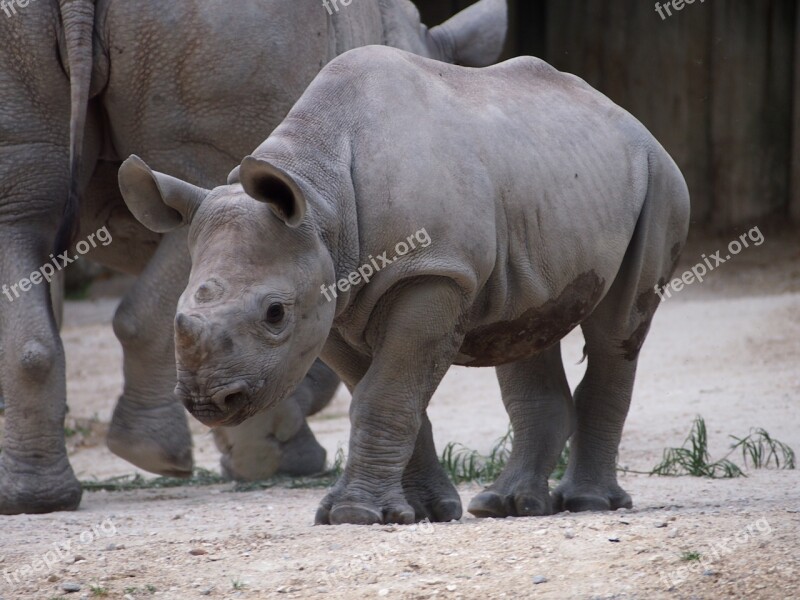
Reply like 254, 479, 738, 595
175, 313, 204, 348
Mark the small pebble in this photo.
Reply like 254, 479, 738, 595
200, 588, 213, 596
61, 582, 82, 593
667, 528, 679, 539
608, 536, 620, 542
564, 529, 575, 539
378, 589, 389, 597
703, 570, 716, 577
189, 548, 208, 556
532, 576, 548, 584
446, 585, 457, 591
654, 521, 668, 528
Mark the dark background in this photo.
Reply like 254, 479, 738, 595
415, 0, 800, 233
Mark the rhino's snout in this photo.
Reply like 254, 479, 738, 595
176, 380, 251, 427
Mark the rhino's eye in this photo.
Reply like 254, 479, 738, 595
265, 303, 285, 325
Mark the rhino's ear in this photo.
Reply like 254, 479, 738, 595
118, 155, 210, 233
239, 155, 307, 228
227, 165, 241, 185
430, 0, 508, 67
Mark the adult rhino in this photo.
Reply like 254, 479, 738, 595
0, 0, 507, 514
119, 45, 690, 525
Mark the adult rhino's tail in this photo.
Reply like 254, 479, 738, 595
55, 0, 96, 254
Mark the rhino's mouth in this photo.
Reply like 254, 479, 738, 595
178, 377, 296, 428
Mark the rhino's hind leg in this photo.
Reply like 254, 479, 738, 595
553, 155, 690, 513
468, 345, 573, 518
403, 413, 463, 522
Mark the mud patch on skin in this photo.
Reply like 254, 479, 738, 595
458, 271, 605, 367
622, 241, 686, 360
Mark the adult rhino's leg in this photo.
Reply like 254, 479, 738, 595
315, 280, 464, 526
73, 162, 190, 476
0, 234, 82, 514
468, 344, 574, 518
213, 359, 339, 480
106, 229, 194, 477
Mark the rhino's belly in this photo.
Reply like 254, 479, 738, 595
454, 271, 605, 367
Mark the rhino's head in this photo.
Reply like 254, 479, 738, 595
118, 155, 335, 427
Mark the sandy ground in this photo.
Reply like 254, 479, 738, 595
1, 231, 799, 599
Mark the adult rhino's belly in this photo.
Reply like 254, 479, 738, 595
455, 271, 606, 367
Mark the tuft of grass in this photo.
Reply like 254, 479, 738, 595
440, 427, 513, 484
651, 417, 743, 478
439, 427, 573, 484
64, 424, 91, 438
89, 584, 109, 597
730, 428, 795, 470
650, 417, 795, 478
681, 550, 702, 562
145, 584, 157, 593
330, 445, 346, 477
551, 442, 571, 481
231, 578, 246, 590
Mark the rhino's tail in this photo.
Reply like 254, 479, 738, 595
54, 0, 96, 254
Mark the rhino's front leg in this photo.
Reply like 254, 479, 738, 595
316, 280, 465, 526
403, 412, 463, 522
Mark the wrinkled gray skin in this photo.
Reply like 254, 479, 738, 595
120, 46, 691, 525
0, 0, 507, 514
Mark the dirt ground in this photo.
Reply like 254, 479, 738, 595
1, 230, 799, 600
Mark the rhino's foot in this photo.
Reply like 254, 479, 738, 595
107, 396, 193, 477
0, 454, 82, 515
277, 421, 327, 476
315, 479, 415, 526
468, 476, 552, 518
214, 414, 326, 481
551, 479, 632, 513
403, 457, 462, 523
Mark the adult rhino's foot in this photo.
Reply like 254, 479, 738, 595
107, 396, 193, 477
468, 474, 552, 518
214, 403, 326, 481
277, 421, 326, 476
0, 454, 82, 515
315, 478, 415, 526
551, 479, 632, 513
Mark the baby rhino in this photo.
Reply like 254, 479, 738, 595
118, 46, 690, 525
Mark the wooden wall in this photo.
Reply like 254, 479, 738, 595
415, 0, 800, 231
